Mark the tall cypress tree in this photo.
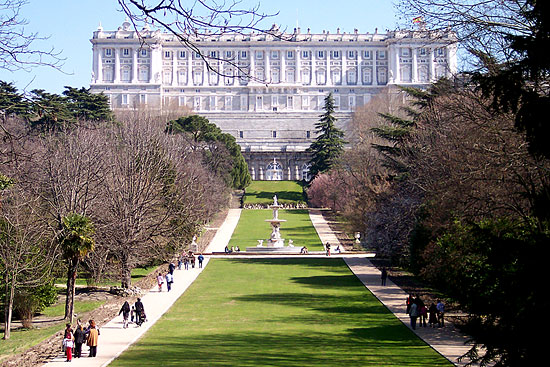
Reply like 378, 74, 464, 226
307, 93, 346, 181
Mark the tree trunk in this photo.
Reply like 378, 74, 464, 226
120, 253, 132, 289
3, 276, 14, 340
64, 259, 78, 322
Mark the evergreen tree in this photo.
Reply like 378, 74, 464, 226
62, 86, 114, 122
166, 115, 251, 189
307, 93, 346, 181
0, 81, 31, 117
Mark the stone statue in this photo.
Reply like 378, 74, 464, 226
273, 195, 278, 205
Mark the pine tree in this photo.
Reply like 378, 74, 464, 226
307, 93, 346, 181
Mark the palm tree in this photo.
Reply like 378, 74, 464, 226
59, 213, 94, 322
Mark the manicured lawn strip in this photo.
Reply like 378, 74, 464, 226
110, 259, 452, 367
244, 180, 305, 205
228, 209, 324, 251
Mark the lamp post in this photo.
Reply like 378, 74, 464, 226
354, 232, 361, 249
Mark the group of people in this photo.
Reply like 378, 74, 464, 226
406, 294, 445, 330
118, 297, 146, 328
157, 252, 205, 292
62, 319, 100, 362
224, 245, 240, 253
177, 251, 204, 271
323, 242, 342, 256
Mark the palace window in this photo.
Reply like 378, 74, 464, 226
104, 48, 112, 57
348, 50, 356, 58
164, 51, 172, 59
377, 50, 386, 59
363, 50, 371, 59
122, 48, 130, 57
287, 51, 294, 59
287, 96, 293, 109
330, 50, 340, 59
139, 67, 149, 81
302, 50, 310, 58
140, 49, 148, 57
179, 51, 187, 58
240, 51, 248, 59
419, 48, 427, 57
255, 50, 263, 59
271, 51, 279, 59
317, 50, 325, 58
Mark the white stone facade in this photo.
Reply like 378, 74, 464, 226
90, 20, 457, 180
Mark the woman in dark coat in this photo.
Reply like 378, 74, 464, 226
73, 324, 86, 358
118, 301, 131, 328
428, 303, 438, 327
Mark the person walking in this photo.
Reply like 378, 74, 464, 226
419, 302, 428, 327
436, 299, 445, 327
428, 302, 438, 327
168, 261, 175, 275
157, 272, 164, 292
190, 252, 196, 268
406, 294, 414, 315
63, 323, 74, 362
135, 298, 145, 326
73, 324, 85, 358
86, 320, 99, 357
165, 271, 173, 292
198, 253, 204, 268
183, 254, 189, 270
118, 300, 131, 328
381, 267, 388, 286
325, 242, 331, 256
409, 300, 419, 330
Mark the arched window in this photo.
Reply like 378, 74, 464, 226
266, 161, 283, 181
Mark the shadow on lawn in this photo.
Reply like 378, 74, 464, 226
113, 327, 449, 367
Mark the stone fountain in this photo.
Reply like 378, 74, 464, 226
246, 195, 301, 253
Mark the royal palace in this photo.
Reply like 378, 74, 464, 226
90, 20, 457, 180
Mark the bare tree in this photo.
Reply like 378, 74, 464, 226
0, 0, 63, 71
0, 186, 57, 339
396, 0, 533, 65
98, 116, 226, 288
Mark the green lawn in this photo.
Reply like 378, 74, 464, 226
244, 180, 305, 205
228, 209, 324, 251
111, 258, 452, 366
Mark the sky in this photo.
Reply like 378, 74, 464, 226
0, 0, 399, 94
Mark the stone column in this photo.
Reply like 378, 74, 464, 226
114, 48, 120, 83
358, 49, 363, 85
281, 49, 286, 83
342, 49, 347, 86
295, 165, 300, 180
132, 48, 138, 83
394, 46, 401, 83
429, 47, 435, 81
373, 51, 378, 85
250, 49, 256, 83
187, 51, 192, 86
412, 47, 418, 83
96, 47, 103, 82
259, 166, 264, 180
265, 49, 270, 83
296, 48, 301, 83
172, 50, 177, 86
311, 49, 317, 86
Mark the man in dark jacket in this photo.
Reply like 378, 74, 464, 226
135, 298, 145, 326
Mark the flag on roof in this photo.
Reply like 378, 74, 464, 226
412, 16, 423, 24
